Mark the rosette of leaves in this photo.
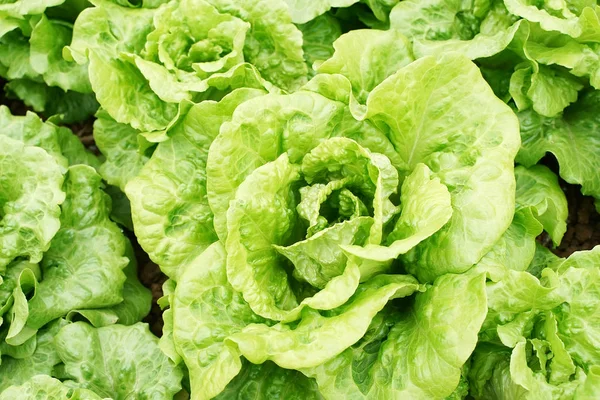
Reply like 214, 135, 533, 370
0, 108, 182, 398
385, 0, 600, 118
469, 247, 600, 399
126, 46, 520, 398
336, 0, 600, 221
0, 0, 98, 122
67, 0, 308, 136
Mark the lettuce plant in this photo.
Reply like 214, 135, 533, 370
123, 47, 524, 396
0, 108, 182, 397
0, 0, 98, 122
2, 0, 600, 399
67, 0, 307, 136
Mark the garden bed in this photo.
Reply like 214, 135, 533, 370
3, 82, 599, 339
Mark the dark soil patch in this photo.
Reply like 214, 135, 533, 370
538, 155, 600, 257
539, 182, 600, 257
128, 233, 168, 337
0, 79, 29, 116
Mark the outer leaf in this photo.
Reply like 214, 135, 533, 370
468, 344, 528, 400
0, 0, 64, 17
365, 53, 520, 281
18, 166, 127, 338
303, 272, 487, 399
504, 0, 600, 40
0, 106, 66, 166
0, 135, 65, 271
87, 51, 178, 132
4, 80, 98, 124
100, 240, 151, 325
509, 61, 583, 117
527, 243, 562, 277
284, 0, 357, 24
316, 29, 414, 107
228, 274, 422, 369
476, 207, 543, 279
0, 375, 103, 400
55, 127, 101, 170
126, 89, 264, 279
215, 361, 322, 400
486, 269, 565, 316
515, 165, 567, 246
94, 110, 149, 191
0, 261, 39, 322
554, 264, 600, 368
297, 13, 341, 75
0, 319, 66, 391
67, 0, 156, 64
29, 15, 91, 93
390, 0, 522, 59
172, 242, 265, 400
55, 322, 182, 399
516, 92, 600, 210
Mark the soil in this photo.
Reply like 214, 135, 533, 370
2, 84, 600, 338
538, 182, 600, 257
129, 234, 168, 337
537, 155, 600, 258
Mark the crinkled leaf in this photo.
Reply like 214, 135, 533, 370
515, 165, 567, 246
0, 135, 64, 271
303, 272, 487, 399
172, 242, 265, 400
0, 375, 103, 400
365, 53, 520, 281
126, 89, 264, 279
94, 109, 149, 191
516, 91, 600, 211
55, 322, 183, 399
17, 166, 127, 339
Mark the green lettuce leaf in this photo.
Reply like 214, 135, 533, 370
302, 272, 487, 399
0, 319, 66, 391
54, 322, 183, 399
516, 91, 600, 211
171, 242, 265, 400
11, 166, 127, 343
215, 361, 321, 400
297, 13, 341, 75
93, 109, 150, 191
0, 8, 96, 122
284, 0, 398, 25
313, 28, 414, 118
515, 165, 567, 246
68, 0, 305, 132
4, 80, 98, 123
390, 0, 522, 59
0, 375, 103, 400
172, 241, 421, 398
476, 247, 600, 397
126, 88, 264, 279
342, 163, 452, 262
365, 53, 521, 281
0, 135, 65, 272
503, 0, 600, 40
